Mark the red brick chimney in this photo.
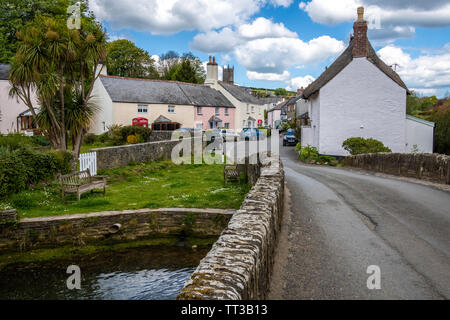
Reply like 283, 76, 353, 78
352, 6, 368, 58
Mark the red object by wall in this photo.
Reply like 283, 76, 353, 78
132, 117, 149, 128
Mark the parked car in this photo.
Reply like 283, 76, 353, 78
283, 129, 298, 146
240, 128, 266, 141
220, 129, 239, 142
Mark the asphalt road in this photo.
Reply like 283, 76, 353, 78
268, 145, 450, 300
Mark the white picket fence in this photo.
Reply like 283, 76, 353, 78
79, 152, 97, 176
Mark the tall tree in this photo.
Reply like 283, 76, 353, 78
9, 1, 107, 166
160, 52, 205, 84
0, 0, 78, 62
106, 39, 159, 79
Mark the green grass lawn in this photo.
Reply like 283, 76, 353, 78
0, 161, 250, 218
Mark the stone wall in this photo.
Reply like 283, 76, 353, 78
178, 157, 284, 300
149, 131, 174, 142
0, 208, 234, 253
93, 137, 204, 170
344, 153, 450, 184
0, 210, 17, 223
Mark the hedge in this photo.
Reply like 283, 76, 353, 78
0, 145, 72, 198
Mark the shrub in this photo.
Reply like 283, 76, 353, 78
0, 146, 72, 199
30, 135, 50, 147
11, 192, 36, 209
317, 155, 338, 166
0, 147, 28, 198
298, 146, 319, 162
127, 134, 138, 144
97, 132, 110, 143
120, 125, 152, 142
83, 133, 97, 145
342, 137, 392, 155
0, 133, 33, 150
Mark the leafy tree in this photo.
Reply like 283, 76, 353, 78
274, 88, 288, 97
9, 2, 107, 167
106, 39, 159, 79
428, 99, 450, 155
0, 0, 83, 62
160, 52, 205, 84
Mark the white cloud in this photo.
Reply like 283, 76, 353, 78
286, 75, 315, 91
299, 0, 450, 27
234, 36, 345, 74
247, 70, 291, 81
377, 45, 450, 94
299, 0, 450, 40
270, 0, 294, 7
91, 0, 296, 35
191, 17, 297, 53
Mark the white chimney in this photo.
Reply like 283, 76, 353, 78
205, 56, 218, 84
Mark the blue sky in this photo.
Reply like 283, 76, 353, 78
92, 0, 450, 97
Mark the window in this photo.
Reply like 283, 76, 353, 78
225, 107, 229, 115
224, 123, 229, 129
246, 104, 249, 113
138, 105, 148, 113
243, 120, 246, 127
197, 107, 202, 115
168, 106, 175, 113
196, 123, 203, 129
215, 107, 220, 115
251, 106, 254, 113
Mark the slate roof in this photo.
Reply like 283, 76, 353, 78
0, 64, 10, 80
178, 82, 234, 107
154, 115, 172, 123
302, 38, 408, 99
218, 81, 265, 105
100, 75, 234, 107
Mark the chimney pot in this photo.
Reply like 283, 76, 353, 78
357, 6, 364, 21
352, 6, 368, 57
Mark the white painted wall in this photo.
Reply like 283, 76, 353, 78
89, 78, 114, 134
301, 126, 313, 147
405, 115, 434, 153
0, 80, 38, 134
318, 58, 407, 156
296, 98, 309, 117
268, 109, 281, 128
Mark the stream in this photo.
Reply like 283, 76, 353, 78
0, 246, 209, 300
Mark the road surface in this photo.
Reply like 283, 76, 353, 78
268, 145, 450, 300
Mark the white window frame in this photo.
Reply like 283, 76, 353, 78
215, 107, 220, 115
138, 105, 148, 113
168, 105, 175, 113
197, 107, 202, 115
225, 107, 229, 115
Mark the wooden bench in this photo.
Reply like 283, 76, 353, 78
224, 164, 242, 184
60, 169, 107, 202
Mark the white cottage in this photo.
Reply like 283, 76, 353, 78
299, 7, 434, 156
0, 64, 39, 135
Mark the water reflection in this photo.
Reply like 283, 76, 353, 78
0, 247, 208, 300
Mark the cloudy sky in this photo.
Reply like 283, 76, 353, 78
90, 0, 450, 97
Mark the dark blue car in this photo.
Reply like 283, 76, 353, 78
283, 129, 298, 146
